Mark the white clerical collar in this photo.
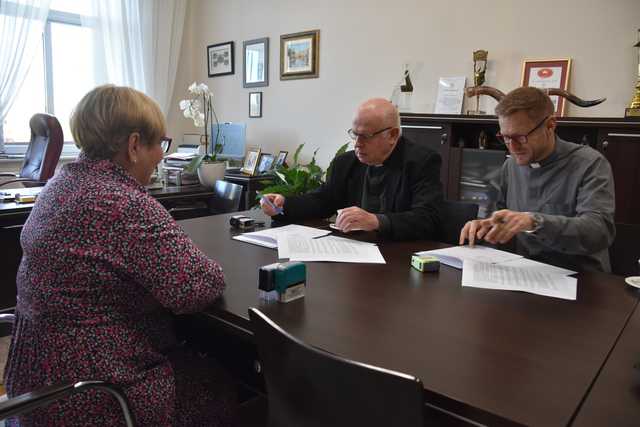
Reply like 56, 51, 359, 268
530, 162, 541, 169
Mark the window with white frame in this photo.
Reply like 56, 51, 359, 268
1, 0, 96, 156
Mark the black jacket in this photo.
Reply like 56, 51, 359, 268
282, 136, 443, 240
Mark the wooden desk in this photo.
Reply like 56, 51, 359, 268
0, 184, 217, 310
223, 172, 275, 210
0, 184, 216, 228
178, 212, 639, 426
572, 299, 640, 426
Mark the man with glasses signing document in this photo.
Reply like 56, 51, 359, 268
260, 98, 443, 240
459, 87, 615, 272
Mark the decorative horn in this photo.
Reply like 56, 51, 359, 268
465, 86, 505, 102
465, 85, 606, 108
544, 88, 606, 108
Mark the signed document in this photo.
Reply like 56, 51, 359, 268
462, 259, 577, 300
277, 234, 385, 264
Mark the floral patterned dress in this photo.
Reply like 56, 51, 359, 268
4, 155, 235, 426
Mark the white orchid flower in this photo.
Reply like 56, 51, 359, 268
179, 99, 191, 110
188, 81, 199, 94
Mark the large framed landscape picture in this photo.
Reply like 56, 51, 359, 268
280, 29, 319, 80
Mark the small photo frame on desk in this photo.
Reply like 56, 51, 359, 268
521, 58, 571, 116
242, 147, 261, 175
257, 153, 275, 174
275, 150, 288, 168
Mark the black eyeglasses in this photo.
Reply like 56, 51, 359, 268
496, 115, 550, 145
347, 127, 392, 141
160, 137, 172, 153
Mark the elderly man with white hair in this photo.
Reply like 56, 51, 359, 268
261, 98, 443, 240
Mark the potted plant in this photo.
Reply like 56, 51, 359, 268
179, 82, 225, 188
258, 142, 350, 199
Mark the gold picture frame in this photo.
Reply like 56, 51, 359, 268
241, 147, 262, 175
280, 29, 320, 80
521, 58, 572, 116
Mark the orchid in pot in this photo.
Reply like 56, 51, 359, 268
179, 82, 225, 187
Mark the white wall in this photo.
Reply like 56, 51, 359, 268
167, 0, 640, 167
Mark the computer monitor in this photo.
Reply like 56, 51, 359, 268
210, 122, 246, 160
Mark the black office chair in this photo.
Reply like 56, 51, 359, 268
248, 308, 425, 427
439, 200, 479, 245
210, 180, 243, 213
0, 114, 64, 188
0, 314, 136, 426
608, 223, 640, 276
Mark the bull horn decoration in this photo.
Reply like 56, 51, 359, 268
465, 86, 606, 108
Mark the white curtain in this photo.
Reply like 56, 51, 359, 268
140, 0, 186, 116
82, 0, 186, 116
82, 0, 146, 92
0, 0, 51, 129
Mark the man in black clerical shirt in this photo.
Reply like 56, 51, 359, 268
260, 98, 443, 241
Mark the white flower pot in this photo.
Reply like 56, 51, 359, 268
197, 161, 226, 188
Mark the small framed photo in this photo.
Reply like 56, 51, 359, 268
243, 37, 269, 88
257, 153, 275, 174
207, 41, 234, 77
275, 150, 288, 168
521, 58, 572, 116
241, 147, 261, 175
280, 29, 320, 80
249, 92, 262, 118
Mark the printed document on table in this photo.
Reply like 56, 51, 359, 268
416, 245, 522, 269
277, 234, 385, 264
232, 225, 330, 249
498, 258, 577, 276
461, 259, 577, 300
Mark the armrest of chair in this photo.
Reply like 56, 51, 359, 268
0, 381, 136, 426
0, 179, 46, 188
0, 173, 18, 178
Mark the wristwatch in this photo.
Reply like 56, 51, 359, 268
525, 212, 544, 234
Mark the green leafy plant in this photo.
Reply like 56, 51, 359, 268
258, 142, 350, 199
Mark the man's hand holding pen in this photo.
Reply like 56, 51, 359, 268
459, 209, 535, 246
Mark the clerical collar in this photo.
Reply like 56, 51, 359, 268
530, 162, 541, 169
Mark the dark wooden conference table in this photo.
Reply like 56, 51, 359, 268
178, 212, 639, 426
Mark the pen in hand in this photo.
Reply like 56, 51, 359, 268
259, 194, 284, 215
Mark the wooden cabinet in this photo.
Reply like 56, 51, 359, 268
401, 114, 640, 275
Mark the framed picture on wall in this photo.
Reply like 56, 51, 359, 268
280, 29, 320, 80
243, 37, 269, 88
207, 41, 235, 77
521, 58, 571, 116
249, 92, 262, 118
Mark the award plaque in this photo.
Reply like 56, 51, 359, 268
625, 29, 640, 118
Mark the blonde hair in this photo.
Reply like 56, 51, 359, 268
70, 85, 166, 160
495, 86, 555, 122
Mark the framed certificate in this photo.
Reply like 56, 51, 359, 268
521, 58, 571, 116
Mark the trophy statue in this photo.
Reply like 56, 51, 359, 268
625, 29, 640, 118
391, 64, 414, 111
467, 50, 488, 115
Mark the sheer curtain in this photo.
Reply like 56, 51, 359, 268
82, 0, 146, 92
82, 0, 186, 116
0, 0, 51, 147
140, 0, 186, 116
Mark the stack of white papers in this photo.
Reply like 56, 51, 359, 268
417, 245, 577, 300
233, 225, 386, 264
232, 225, 330, 249
277, 234, 385, 264
461, 260, 577, 300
